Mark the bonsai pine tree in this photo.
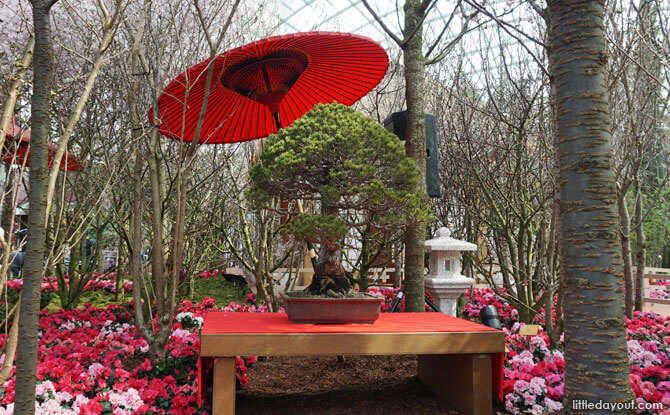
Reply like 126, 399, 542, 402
249, 103, 430, 296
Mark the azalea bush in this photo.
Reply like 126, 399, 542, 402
5, 269, 235, 297
0, 297, 262, 414
465, 287, 670, 414
0, 301, 197, 414
0, 282, 667, 414
650, 289, 670, 300
463, 287, 519, 326
627, 311, 670, 411
366, 286, 435, 312
0, 287, 53, 324
502, 323, 564, 414
6, 273, 132, 295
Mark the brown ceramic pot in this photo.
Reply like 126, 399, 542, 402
281, 292, 382, 324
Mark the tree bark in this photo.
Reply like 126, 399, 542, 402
15, 2, 56, 412
96, 225, 104, 274
632, 0, 657, 313
402, 0, 428, 312
114, 236, 125, 301
307, 203, 350, 294
548, 0, 634, 410
634, 179, 645, 312
146, 115, 169, 355
618, 195, 634, 318
0, 297, 20, 385
546, 5, 566, 346
1, 165, 15, 239
130, 144, 147, 331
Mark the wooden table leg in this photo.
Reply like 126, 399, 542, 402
212, 357, 236, 415
418, 353, 492, 415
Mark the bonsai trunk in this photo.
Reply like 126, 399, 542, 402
307, 245, 351, 294
306, 203, 351, 295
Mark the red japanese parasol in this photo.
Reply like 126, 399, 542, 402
152, 32, 388, 143
2, 118, 85, 171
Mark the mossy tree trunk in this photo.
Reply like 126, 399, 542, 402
548, 0, 635, 410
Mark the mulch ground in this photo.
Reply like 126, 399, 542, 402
236, 355, 461, 414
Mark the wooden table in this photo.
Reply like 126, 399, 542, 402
198, 312, 505, 415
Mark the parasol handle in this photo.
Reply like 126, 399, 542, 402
273, 113, 282, 131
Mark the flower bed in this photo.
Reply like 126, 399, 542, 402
5, 269, 232, 296
5, 273, 132, 295
650, 289, 670, 300
464, 287, 670, 414
0, 284, 668, 413
366, 286, 435, 312
0, 296, 261, 414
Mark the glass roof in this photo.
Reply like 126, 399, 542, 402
274, 0, 543, 80
275, 0, 473, 48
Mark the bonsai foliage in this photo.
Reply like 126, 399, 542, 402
249, 103, 429, 294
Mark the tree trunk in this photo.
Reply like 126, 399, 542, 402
402, 0, 428, 312
356, 227, 370, 291
130, 144, 151, 337
15, 2, 56, 412
169, 143, 197, 322
114, 237, 125, 301
96, 225, 104, 274
1, 165, 14, 238
547, 192, 561, 349
618, 195, 634, 318
60, 235, 81, 310
549, 1, 634, 410
544, 278, 557, 347
69, 235, 80, 277
308, 245, 350, 295
147, 127, 175, 355
306, 204, 350, 295
126, 0, 155, 350
146, 127, 166, 324
634, 179, 645, 312
0, 297, 20, 385
314, 245, 345, 279
547, 10, 566, 346
254, 217, 269, 304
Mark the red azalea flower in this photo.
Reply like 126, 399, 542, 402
79, 399, 103, 415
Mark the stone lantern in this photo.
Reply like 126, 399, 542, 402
424, 227, 477, 316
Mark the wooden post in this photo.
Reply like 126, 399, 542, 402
212, 357, 236, 415
418, 353, 492, 415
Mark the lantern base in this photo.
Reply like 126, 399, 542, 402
425, 275, 473, 316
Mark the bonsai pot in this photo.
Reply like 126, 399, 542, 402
281, 292, 382, 324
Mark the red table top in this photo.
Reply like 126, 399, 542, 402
201, 312, 500, 335
197, 312, 506, 405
